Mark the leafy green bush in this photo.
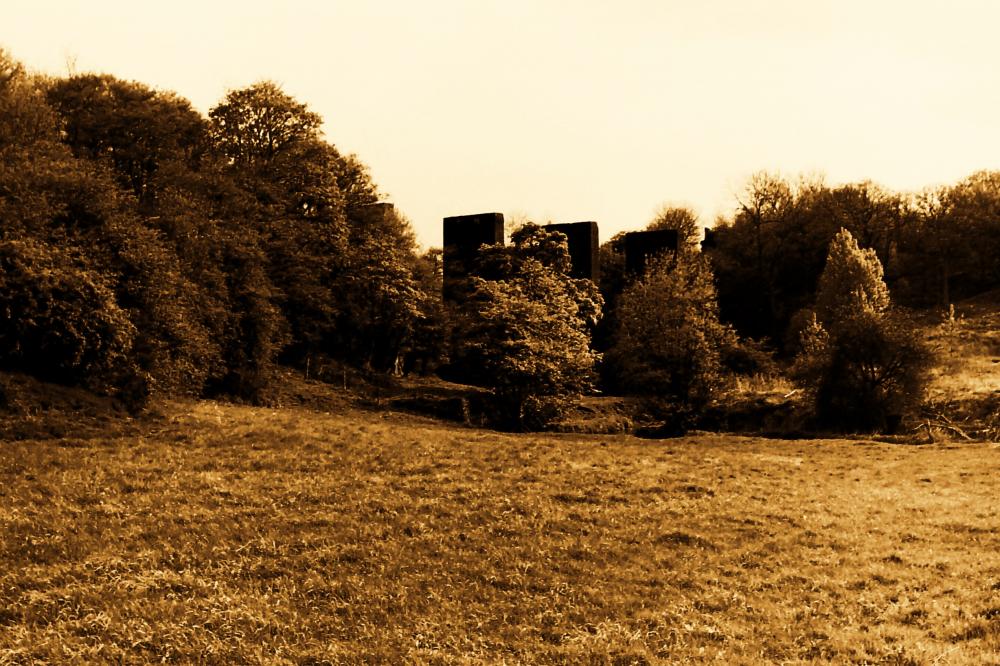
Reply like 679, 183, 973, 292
0, 239, 135, 390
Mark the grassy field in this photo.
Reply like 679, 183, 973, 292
2, 399, 999, 664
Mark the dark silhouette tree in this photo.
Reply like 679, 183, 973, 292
647, 204, 702, 251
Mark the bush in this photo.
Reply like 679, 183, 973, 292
460, 258, 600, 430
720, 337, 778, 377
452, 225, 602, 430
0, 239, 135, 391
794, 309, 931, 432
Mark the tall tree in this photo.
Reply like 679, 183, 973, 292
709, 172, 801, 341
943, 171, 1000, 299
333, 209, 422, 371
0, 54, 224, 398
794, 229, 930, 432
822, 181, 902, 270
209, 81, 322, 172
647, 204, 702, 251
208, 84, 347, 367
45, 74, 208, 206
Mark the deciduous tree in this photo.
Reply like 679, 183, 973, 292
209, 81, 322, 171
606, 250, 734, 430
46, 74, 208, 206
455, 224, 602, 429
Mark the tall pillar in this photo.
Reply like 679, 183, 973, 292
624, 229, 679, 276
545, 221, 600, 282
701, 227, 717, 251
442, 212, 505, 301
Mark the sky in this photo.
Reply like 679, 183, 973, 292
5, 0, 1000, 249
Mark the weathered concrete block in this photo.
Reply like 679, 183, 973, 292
360, 201, 395, 218
701, 227, 717, 251
545, 221, 600, 282
624, 229, 678, 276
442, 212, 505, 301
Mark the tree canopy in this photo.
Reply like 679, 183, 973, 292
0, 49, 438, 406
209, 81, 322, 171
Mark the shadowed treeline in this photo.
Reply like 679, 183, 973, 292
0, 48, 446, 407
704, 173, 1000, 345
2, 44, 998, 433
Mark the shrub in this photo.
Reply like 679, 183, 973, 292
720, 337, 778, 377
794, 309, 931, 432
454, 225, 602, 430
460, 258, 600, 430
0, 239, 135, 391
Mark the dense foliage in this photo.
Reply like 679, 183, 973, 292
0, 238, 135, 390
453, 224, 602, 429
1, 44, 992, 431
814, 228, 890, 324
707, 172, 1000, 350
0, 49, 439, 405
605, 248, 735, 430
593, 206, 701, 360
793, 229, 932, 432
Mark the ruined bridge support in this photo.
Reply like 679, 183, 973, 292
624, 229, 678, 277
442, 212, 505, 301
442, 214, 603, 299
544, 221, 600, 282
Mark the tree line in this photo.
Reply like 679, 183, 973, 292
0, 49, 444, 407
589, 206, 934, 434
706, 172, 1000, 347
3, 46, 995, 432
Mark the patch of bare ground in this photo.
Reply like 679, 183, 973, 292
2, 399, 999, 663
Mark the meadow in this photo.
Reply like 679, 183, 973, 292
1, 398, 998, 664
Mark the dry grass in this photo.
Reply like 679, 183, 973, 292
925, 293, 1000, 404
2, 399, 999, 664
917, 293, 1000, 441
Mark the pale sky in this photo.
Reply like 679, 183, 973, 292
5, 1, 1000, 248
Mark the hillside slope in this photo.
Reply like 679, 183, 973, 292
922, 290, 1000, 439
